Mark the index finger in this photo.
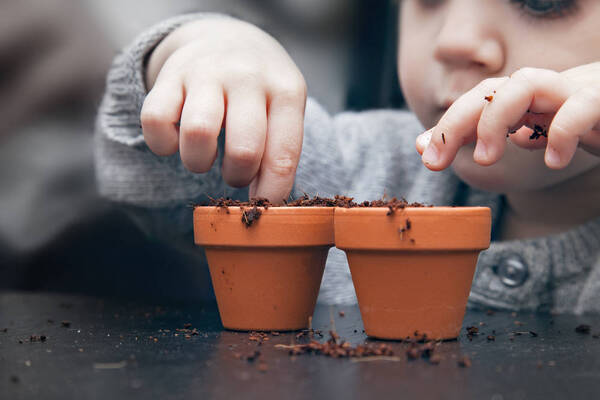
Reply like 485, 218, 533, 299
250, 88, 305, 203
421, 77, 508, 170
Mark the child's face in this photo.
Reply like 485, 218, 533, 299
398, 0, 600, 193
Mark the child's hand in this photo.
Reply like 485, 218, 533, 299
416, 63, 600, 170
140, 18, 307, 203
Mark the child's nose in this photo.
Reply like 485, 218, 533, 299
433, 3, 504, 74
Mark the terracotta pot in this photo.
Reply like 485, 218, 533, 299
334, 206, 491, 340
194, 206, 334, 331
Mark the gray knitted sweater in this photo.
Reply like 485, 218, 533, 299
95, 14, 600, 313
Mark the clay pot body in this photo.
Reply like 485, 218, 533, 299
334, 207, 491, 340
194, 207, 334, 331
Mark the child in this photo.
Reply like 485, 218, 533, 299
95, 1, 600, 313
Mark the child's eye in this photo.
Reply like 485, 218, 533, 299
510, 0, 578, 19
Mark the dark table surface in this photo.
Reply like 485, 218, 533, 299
1, 291, 600, 400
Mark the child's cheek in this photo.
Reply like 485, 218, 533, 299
398, 49, 434, 129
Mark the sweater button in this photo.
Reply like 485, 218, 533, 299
496, 257, 528, 288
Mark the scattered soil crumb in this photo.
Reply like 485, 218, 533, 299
457, 356, 472, 368
529, 124, 548, 140
275, 330, 394, 358
466, 326, 479, 340
258, 362, 269, 372
575, 324, 591, 334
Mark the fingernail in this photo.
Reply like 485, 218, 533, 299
422, 143, 439, 165
417, 130, 432, 150
545, 146, 561, 167
474, 140, 488, 161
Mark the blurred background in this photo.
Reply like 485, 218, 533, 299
0, 0, 404, 300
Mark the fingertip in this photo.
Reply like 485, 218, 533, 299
421, 143, 451, 171
222, 145, 263, 187
473, 139, 491, 164
222, 175, 253, 189
141, 81, 184, 156
416, 130, 433, 155
475, 136, 509, 166
179, 116, 222, 173
421, 142, 440, 167
181, 144, 218, 174
544, 146, 565, 169
141, 112, 180, 156
252, 185, 291, 206
251, 156, 297, 204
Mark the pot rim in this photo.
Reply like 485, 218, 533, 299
194, 206, 335, 214
194, 206, 335, 247
333, 206, 490, 214
334, 206, 491, 251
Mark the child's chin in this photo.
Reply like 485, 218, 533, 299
451, 147, 550, 194
452, 145, 600, 195
452, 164, 514, 194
